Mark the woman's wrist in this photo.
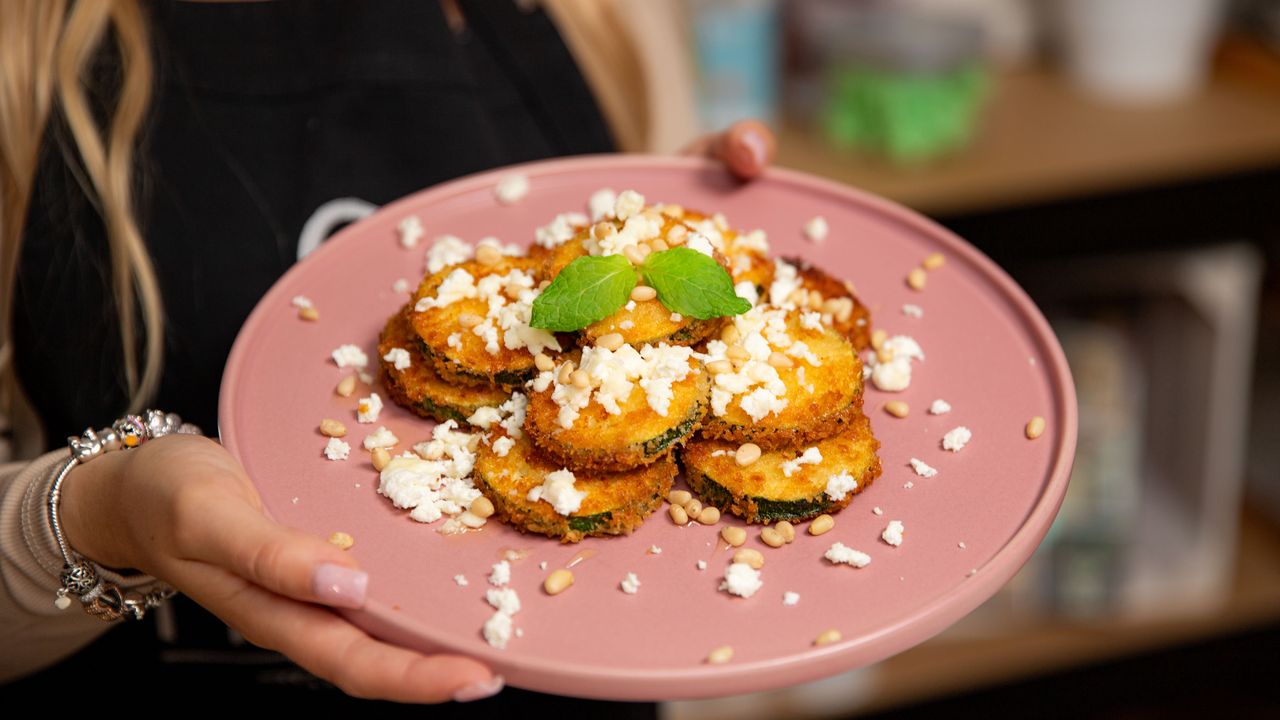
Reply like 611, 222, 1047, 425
56, 447, 137, 572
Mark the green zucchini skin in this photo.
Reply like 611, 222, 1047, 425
685, 470, 835, 523
417, 336, 533, 389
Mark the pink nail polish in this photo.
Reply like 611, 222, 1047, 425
312, 563, 368, 609
737, 131, 768, 174
453, 675, 505, 703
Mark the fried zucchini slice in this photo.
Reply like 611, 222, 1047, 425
785, 257, 873, 352
378, 306, 510, 425
410, 257, 556, 389
683, 410, 881, 523
474, 432, 676, 543
524, 348, 710, 471
700, 312, 864, 450
676, 207, 774, 291
582, 300, 724, 348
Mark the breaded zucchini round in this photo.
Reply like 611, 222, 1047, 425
700, 314, 864, 450
582, 300, 724, 348
410, 257, 554, 389
524, 347, 710, 471
379, 305, 510, 424
683, 410, 881, 523
474, 432, 676, 543
780, 257, 873, 352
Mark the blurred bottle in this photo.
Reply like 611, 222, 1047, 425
688, 0, 780, 131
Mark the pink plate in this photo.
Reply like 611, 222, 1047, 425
219, 155, 1076, 701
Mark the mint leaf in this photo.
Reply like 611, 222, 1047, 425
531, 255, 635, 331
642, 247, 752, 320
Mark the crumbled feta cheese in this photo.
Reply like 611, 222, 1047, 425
824, 471, 858, 501
492, 436, 515, 457
904, 481, 915, 489
873, 506, 884, 516
454, 574, 469, 586
735, 281, 759, 307
719, 562, 763, 598
486, 587, 522, 615
589, 188, 617, 221
803, 215, 828, 242
902, 304, 924, 318
943, 426, 972, 452
624, 300, 637, 312
824, 543, 871, 568
620, 573, 641, 594
885, 335, 925, 362
670, 312, 683, 323
545, 343, 695, 429
331, 344, 368, 369
735, 228, 769, 253
393, 278, 411, 294
882, 520, 905, 547
323, 437, 350, 461
619, 319, 635, 330
871, 358, 912, 392
291, 295, 313, 309
397, 215, 424, 248
539, 561, 548, 570
483, 611, 513, 649
494, 174, 530, 204
527, 469, 586, 515
648, 545, 662, 555
768, 259, 803, 308
958, 541, 967, 549
417, 266, 560, 358
534, 212, 589, 249
782, 591, 800, 606
696, 560, 707, 570
910, 458, 938, 478
376, 426, 482, 524
489, 560, 511, 586
425, 235, 471, 274
929, 399, 952, 415
447, 332, 462, 349
613, 189, 644, 221
361, 426, 397, 449
800, 311, 824, 331
685, 232, 716, 257
781, 447, 823, 477
356, 393, 384, 423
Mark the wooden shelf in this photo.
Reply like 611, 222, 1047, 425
775, 43, 1280, 216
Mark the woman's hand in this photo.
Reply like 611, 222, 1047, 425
684, 119, 777, 180
57, 434, 501, 703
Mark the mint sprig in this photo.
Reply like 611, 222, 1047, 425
530, 246, 750, 331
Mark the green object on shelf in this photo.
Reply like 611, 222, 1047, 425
822, 63, 987, 165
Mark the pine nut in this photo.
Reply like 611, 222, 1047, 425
475, 244, 503, 266
726, 345, 750, 362
534, 353, 555, 372
370, 447, 391, 471
538, 279, 551, 290
685, 499, 703, 519
707, 359, 733, 375
623, 245, 645, 265
835, 300, 853, 323
319, 418, 346, 437
661, 204, 684, 218
761, 527, 786, 548
570, 369, 591, 388
597, 333, 625, 351
721, 526, 747, 547
557, 361, 575, 385
808, 514, 835, 536
923, 252, 946, 270
328, 532, 355, 550
470, 495, 495, 519
884, 400, 910, 418
733, 548, 765, 569
299, 306, 320, 321
788, 289, 808, 306
669, 504, 689, 524
635, 243, 652, 261
669, 489, 692, 506
821, 298, 844, 315
814, 629, 842, 646
706, 646, 734, 664
457, 511, 486, 528
720, 325, 741, 344
544, 569, 574, 595
650, 239, 669, 253
631, 285, 657, 302
336, 375, 357, 397
870, 329, 888, 349
666, 225, 688, 245
697, 506, 721, 525
776, 521, 796, 543
907, 267, 927, 291
591, 221, 617, 239
808, 290, 824, 310
1026, 416, 1046, 439
877, 348, 894, 364
748, 364, 774, 383
768, 351, 794, 369
735, 443, 761, 467
458, 313, 483, 329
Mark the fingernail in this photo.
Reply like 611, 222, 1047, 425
312, 563, 368, 609
453, 675, 505, 703
736, 130, 768, 175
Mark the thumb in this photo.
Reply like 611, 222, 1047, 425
716, 119, 775, 180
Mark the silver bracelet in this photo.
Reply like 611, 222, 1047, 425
49, 410, 201, 621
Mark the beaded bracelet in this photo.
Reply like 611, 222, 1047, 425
49, 410, 200, 621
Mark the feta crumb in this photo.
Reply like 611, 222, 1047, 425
824, 543, 871, 568
489, 561, 511, 587
803, 215, 828, 242
735, 281, 760, 308
486, 587, 522, 615
393, 278, 411, 294
527, 469, 586, 516
910, 458, 938, 478
781, 447, 822, 477
670, 312, 683, 323
685, 232, 716, 257
620, 573, 641, 594
958, 541, 967, 549
356, 393, 384, 424
361, 426, 398, 450
929, 399, 952, 415
492, 436, 515, 457
719, 562, 763, 598
291, 295, 313, 309
696, 560, 707, 570
382, 348, 411, 371
482, 611, 513, 649
902, 304, 923, 318
453, 574, 469, 586
648, 545, 663, 555
323, 437, 350, 461
782, 591, 800, 606
539, 561, 548, 570
447, 332, 462, 349
942, 426, 972, 452
619, 320, 635, 330
800, 311, 824, 331
534, 212, 589, 249
589, 188, 618, 221
425, 235, 471, 274
614, 189, 645, 220
291, 497, 299, 504
871, 358, 913, 392
882, 520, 905, 547
331, 344, 368, 369
494, 174, 530, 204
397, 215, 424, 248
873, 506, 884, 515
624, 300, 637, 311
904, 481, 915, 489
358, 371, 373, 384
824, 472, 858, 501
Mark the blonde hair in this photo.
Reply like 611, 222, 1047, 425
0, 0, 162, 436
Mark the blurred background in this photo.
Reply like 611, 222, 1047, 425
668, 0, 1280, 716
